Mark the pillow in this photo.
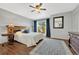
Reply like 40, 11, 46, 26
22, 30, 29, 33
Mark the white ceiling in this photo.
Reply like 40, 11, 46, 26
0, 3, 78, 20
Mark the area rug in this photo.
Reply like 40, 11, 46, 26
30, 39, 72, 55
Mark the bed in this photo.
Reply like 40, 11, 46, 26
14, 31, 44, 47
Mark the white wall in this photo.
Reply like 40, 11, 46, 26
0, 8, 33, 31
50, 12, 73, 38
0, 5, 79, 38
72, 5, 79, 32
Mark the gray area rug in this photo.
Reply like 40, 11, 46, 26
30, 39, 72, 55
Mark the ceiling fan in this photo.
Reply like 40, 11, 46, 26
29, 3, 46, 13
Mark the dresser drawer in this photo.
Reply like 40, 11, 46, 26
71, 39, 79, 49
71, 38, 79, 46
69, 32, 79, 54
71, 41, 79, 54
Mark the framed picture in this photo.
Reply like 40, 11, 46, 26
53, 16, 64, 29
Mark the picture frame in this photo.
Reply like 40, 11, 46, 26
53, 16, 64, 29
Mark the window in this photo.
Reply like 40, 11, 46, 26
37, 20, 46, 34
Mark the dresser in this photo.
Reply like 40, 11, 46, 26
69, 32, 79, 54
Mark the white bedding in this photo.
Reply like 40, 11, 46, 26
14, 32, 44, 47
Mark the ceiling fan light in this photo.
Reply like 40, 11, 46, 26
35, 9, 40, 12
35, 3, 40, 6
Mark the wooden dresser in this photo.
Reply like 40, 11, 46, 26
69, 32, 79, 54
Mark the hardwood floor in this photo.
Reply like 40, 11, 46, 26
0, 42, 35, 55
0, 38, 76, 55
0, 39, 43, 55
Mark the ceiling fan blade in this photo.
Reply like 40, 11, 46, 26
29, 5, 35, 8
39, 3, 42, 6
40, 8, 46, 10
31, 10, 40, 13
31, 10, 35, 12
